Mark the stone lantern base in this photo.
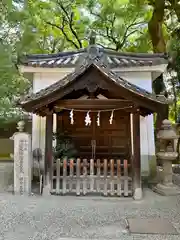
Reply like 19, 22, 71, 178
153, 183, 180, 196
154, 119, 180, 196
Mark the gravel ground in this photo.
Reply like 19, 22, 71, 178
0, 189, 180, 240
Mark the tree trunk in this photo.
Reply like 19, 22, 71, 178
148, 0, 166, 53
148, 0, 168, 131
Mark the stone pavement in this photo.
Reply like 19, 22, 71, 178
0, 189, 180, 240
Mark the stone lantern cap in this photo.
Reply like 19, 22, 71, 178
17, 120, 25, 132
157, 119, 178, 140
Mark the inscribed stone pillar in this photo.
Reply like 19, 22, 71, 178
11, 121, 32, 195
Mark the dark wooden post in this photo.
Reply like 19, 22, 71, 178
44, 112, 53, 192
56, 113, 63, 146
132, 109, 142, 200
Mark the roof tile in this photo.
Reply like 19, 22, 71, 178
19, 45, 168, 69
20, 56, 168, 108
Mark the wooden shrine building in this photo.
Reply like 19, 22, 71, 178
19, 45, 168, 199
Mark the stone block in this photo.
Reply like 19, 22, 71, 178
0, 161, 13, 191
153, 183, 180, 196
11, 132, 32, 195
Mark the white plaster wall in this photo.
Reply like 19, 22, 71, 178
115, 71, 152, 91
33, 72, 70, 92
32, 72, 71, 155
32, 70, 155, 176
116, 71, 155, 176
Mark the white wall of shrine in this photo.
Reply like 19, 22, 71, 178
117, 71, 155, 176
32, 70, 155, 176
32, 71, 70, 154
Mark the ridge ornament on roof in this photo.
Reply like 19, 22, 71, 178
89, 30, 96, 45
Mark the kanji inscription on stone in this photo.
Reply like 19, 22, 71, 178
11, 132, 32, 195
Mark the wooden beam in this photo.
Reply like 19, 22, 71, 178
111, 86, 164, 113
54, 99, 134, 110
44, 112, 53, 187
132, 110, 142, 199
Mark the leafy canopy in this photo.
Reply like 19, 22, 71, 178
1, 0, 180, 124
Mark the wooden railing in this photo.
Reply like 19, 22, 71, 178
51, 158, 132, 197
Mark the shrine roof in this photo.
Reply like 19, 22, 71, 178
19, 56, 168, 112
19, 45, 168, 69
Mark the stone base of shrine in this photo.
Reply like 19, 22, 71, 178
42, 185, 51, 196
153, 183, 180, 196
42, 173, 51, 197
133, 188, 143, 200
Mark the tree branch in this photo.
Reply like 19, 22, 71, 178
96, 43, 116, 51
89, 9, 104, 21
109, 14, 116, 41
118, 21, 146, 50
90, 9, 120, 47
90, 7, 145, 50
45, 20, 80, 49
50, 38, 62, 53
57, 2, 82, 48
69, 12, 82, 48
105, 26, 117, 45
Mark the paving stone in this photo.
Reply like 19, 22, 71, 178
127, 218, 178, 235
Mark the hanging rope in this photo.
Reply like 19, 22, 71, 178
97, 111, 100, 126
85, 111, 91, 126
58, 106, 134, 126
109, 110, 114, 124
56, 105, 133, 113
70, 109, 74, 125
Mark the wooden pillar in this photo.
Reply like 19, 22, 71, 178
56, 113, 62, 144
90, 92, 96, 159
43, 112, 53, 194
132, 109, 142, 200
53, 113, 57, 148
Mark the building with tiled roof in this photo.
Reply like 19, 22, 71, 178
18, 43, 169, 199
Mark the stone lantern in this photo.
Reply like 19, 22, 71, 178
17, 120, 25, 132
154, 119, 180, 195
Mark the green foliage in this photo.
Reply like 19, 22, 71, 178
12, 0, 155, 53
1, 0, 180, 125
53, 132, 78, 159
0, 1, 31, 124
0, 0, 155, 126
86, 0, 151, 51
0, 41, 30, 123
